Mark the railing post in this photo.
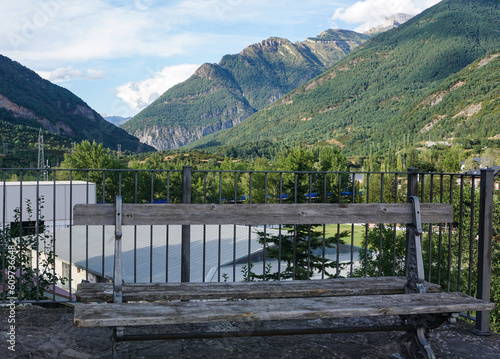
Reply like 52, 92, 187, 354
181, 166, 192, 282
407, 168, 419, 199
476, 168, 494, 334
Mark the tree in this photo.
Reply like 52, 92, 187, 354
252, 146, 348, 280
59, 140, 124, 202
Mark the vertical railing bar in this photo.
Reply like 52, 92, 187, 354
181, 166, 191, 283
249, 172, 253, 204
1, 171, 6, 301
436, 174, 444, 286
203, 172, 208, 204
377, 172, 383, 277
307, 225, 311, 279
51, 170, 57, 302
468, 175, 476, 297
293, 173, 298, 280
17, 170, 23, 302
165, 225, 169, 282
101, 171, 106, 281
278, 172, 283, 279
134, 171, 138, 204
420, 173, 425, 201
35, 170, 40, 302
202, 224, 206, 282
149, 225, 154, 283
232, 172, 238, 282
307, 173, 312, 279
350, 173, 356, 278
133, 225, 137, 283
337, 172, 341, 277
219, 172, 222, 204
364, 172, 370, 277
392, 173, 398, 276
85, 171, 89, 282
263, 172, 267, 281
447, 175, 453, 292
457, 175, 465, 292
166, 171, 170, 204
321, 173, 327, 279
265, 172, 268, 203
247, 225, 252, 282
234, 172, 238, 203
428, 174, 434, 283
233, 224, 237, 282
68, 171, 73, 300
118, 171, 122, 197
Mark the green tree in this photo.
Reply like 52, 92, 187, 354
59, 140, 124, 202
253, 146, 348, 280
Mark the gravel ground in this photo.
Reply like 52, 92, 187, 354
1, 304, 500, 359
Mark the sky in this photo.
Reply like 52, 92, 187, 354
0, 0, 441, 119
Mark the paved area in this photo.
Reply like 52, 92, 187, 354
1, 304, 500, 358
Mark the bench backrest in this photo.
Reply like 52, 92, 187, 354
73, 202, 453, 226
73, 197, 453, 303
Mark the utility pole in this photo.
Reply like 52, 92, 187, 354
38, 128, 48, 181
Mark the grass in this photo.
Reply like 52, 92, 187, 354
323, 224, 366, 248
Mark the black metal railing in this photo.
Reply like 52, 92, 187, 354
0, 167, 496, 331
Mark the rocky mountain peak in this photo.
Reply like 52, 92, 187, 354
364, 13, 414, 35
193, 63, 225, 80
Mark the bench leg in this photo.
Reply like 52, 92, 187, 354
112, 327, 124, 359
396, 314, 447, 359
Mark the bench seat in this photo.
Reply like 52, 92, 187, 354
76, 277, 441, 303
74, 292, 494, 328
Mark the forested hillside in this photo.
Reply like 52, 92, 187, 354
122, 30, 369, 150
187, 0, 500, 158
0, 55, 154, 161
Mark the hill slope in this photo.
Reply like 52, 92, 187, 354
122, 30, 369, 150
0, 55, 154, 156
404, 52, 500, 144
187, 0, 500, 157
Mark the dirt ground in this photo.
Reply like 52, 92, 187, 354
1, 304, 500, 359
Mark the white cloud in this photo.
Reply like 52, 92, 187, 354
0, 0, 207, 65
37, 67, 107, 82
332, 0, 441, 33
116, 64, 199, 111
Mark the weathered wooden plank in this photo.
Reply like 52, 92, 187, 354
73, 292, 495, 328
76, 277, 441, 303
73, 203, 453, 226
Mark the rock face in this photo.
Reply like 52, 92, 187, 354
0, 54, 154, 153
364, 13, 414, 35
122, 30, 370, 151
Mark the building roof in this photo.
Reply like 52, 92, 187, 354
52, 224, 267, 283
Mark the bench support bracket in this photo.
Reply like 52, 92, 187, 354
406, 196, 426, 294
396, 314, 448, 359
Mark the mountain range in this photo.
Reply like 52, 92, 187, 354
0, 55, 154, 162
183, 0, 500, 158
121, 29, 370, 150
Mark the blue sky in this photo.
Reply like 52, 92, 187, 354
0, 0, 440, 118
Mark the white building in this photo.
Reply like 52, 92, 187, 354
0, 181, 96, 231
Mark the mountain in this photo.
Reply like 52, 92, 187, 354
121, 30, 369, 150
403, 52, 500, 144
186, 0, 500, 157
0, 55, 154, 155
103, 115, 131, 126
364, 14, 414, 35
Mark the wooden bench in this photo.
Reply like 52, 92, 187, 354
72, 196, 495, 359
